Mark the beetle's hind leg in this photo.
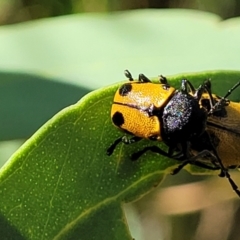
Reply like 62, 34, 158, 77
224, 171, 240, 197
171, 150, 221, 175
131, 145, 170, 161
173, 148, 240, 197
208, 144, 240, 197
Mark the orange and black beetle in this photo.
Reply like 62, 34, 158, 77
107, 70, 210, 160
107, 70, 240, 197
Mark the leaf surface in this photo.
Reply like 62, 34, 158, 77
1, 70, 240, 239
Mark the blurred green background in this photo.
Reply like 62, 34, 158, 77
1, 0, 240, 25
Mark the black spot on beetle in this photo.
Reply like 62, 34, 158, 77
119, 83, 132, 96
112, 111, 125, 126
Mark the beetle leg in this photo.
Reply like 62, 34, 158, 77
171, 161, 188, 175
224, 171, 240, 197
107, 136, 141, 155
107, 137, 123, 155
181, 78, 217, 111
171, 149, 220, 175
124, 70, 152, 83
124, 70, 134, 81
223, 81, 240, 99
138, 73, 151, 83
121, 136, 142, 144
171, 139, 220, 175
131, 145, 170, 161
159, 75, 168, 84
191, 137, 240, 197
209, 81, 240, 115
184, 79, 197, 94
211, 150, 240, 197
199, 81, 216, 108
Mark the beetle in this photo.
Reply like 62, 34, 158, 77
107, 70, 212, 161
107, 71, 240, 197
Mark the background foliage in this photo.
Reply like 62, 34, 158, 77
1, 0, 240, 25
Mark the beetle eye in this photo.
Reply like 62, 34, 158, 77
119, 83, 132, 96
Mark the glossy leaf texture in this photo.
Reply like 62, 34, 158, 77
1, 70, 240, 239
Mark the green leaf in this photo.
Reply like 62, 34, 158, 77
0, 72, 90, 141
0, 81, 166, 240
0, 70, 240, 239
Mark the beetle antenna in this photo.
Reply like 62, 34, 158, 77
223, 81, 240, 99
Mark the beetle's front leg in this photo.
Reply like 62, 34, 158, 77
107, 136, 142, 155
